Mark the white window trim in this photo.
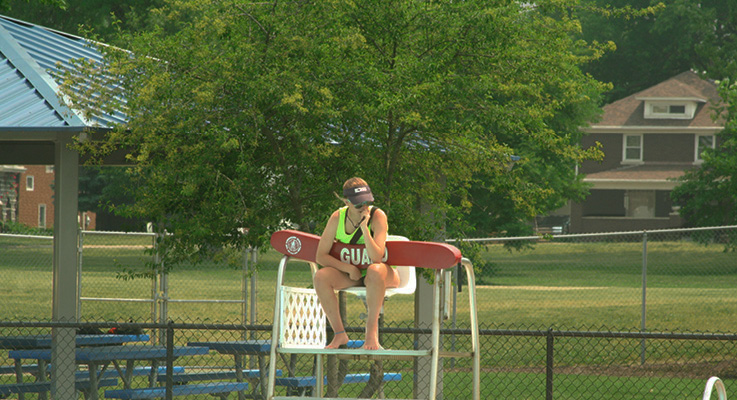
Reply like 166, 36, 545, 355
694, 134, 715, 164
622, 134, 643, 164
643, 101, 697, 120
26, 176, 35, 191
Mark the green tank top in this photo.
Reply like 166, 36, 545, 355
335, 206, 374, 244
335, 206, 387, 276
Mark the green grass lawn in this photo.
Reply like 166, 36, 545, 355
1, 233, 736, 399
1, 235, 735, 330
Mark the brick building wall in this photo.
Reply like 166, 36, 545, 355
17, 165, 55, 228
16, 165, 96, 230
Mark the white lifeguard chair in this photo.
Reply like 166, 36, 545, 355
267, 230, 479, 400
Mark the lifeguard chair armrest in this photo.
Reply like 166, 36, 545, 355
270, 229, 461, 270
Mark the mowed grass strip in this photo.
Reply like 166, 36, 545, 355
1, 237, 735, 331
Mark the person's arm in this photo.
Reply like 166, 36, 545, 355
315, 211, 362, 280
359, 207, 387, 263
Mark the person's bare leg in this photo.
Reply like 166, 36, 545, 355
313, 267, 358, 349
362, 264, 399, 350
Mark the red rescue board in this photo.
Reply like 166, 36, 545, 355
270, 229, 462, 270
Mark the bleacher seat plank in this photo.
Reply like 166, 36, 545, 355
0, 364, 39, 375
0, 378, 118, 396
156, 369, 282, 383
275, 372, 401, 388
77, 366, 185, 381
104, 382, 249, 399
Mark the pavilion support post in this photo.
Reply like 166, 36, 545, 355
51, 135, 79, 400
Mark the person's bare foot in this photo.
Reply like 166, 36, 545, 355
362, 338, 383, 350
325, 331, 349, 349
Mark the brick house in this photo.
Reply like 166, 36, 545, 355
0, 165, 96, 230
17, 165, 55, 228
0, 165, 23, 223
569, 71, 724, 233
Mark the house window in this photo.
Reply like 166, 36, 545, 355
644, 101, 696, 119
625, 190, 655, 218
26, 176, 34, 191
669, 105, 686, 114
695, 135, 714, 162
623, 135, 642, 162
45, 165, 54, 173
38, 204, 46, 228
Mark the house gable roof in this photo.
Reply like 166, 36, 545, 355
590, 71, 723, 130
0, 14, 125, 129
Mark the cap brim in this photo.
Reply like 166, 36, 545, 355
347, 192, 374, 204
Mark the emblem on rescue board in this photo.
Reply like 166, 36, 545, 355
285, 236, 302, 255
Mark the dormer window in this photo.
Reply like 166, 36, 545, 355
651, 104, 685, 115
638, 97, 704, 120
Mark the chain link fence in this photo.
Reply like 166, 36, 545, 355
457, 225, 737, 333
0, 321, 733, 399
0, 226, 736, 398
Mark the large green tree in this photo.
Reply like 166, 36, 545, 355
580, 0, 737, 102
671, 79, 737, 234
64, 0, 607, 266
1, 0, 161, 42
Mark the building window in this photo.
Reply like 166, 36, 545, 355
45, 165, 54, 173
38, 204, 46, 228
644, 101, 697, 119
625, 190, 655, 218
623, 134, 643, 162
695, 134, 714, 162
26, 176, 34, 191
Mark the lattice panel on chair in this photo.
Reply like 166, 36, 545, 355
279, 286, 327, 349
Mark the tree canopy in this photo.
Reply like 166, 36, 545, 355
671, 79, 737, 233
58, 0, 609, 267
579, 0, 737, 102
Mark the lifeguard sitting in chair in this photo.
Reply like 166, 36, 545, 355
313, 177, 395, 350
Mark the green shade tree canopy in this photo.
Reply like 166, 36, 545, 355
62, 0, 608, 267
672, 79, 737, 238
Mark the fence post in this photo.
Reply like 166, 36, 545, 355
156, 232, 169, 345
546, 328, 554, 400
76, 228, 84, 321
165, 320, 174, 400
150, 233, 157, 342
641, 230, 648, 365
249, 248, 258, 340
242, 247, 249, 338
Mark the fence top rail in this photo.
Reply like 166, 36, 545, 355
1, 321, 735, 341
0, 233, 52, 240
447, 224, 737, 243
82, 230, 155, 237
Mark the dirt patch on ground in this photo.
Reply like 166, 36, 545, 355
477, 285, 607, 291
83, 245, 152, 249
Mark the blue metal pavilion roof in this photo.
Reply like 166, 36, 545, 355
0, 14, 125, 129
